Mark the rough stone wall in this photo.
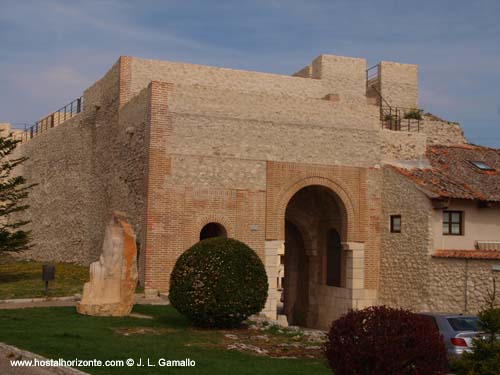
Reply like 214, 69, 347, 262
112, 87, 150, 248
129, 57, 331, 100
292, 65, 312, 78
311, 55, 367, 100
429, 258, 499, 314
380, 129, 427, 161
167, 84, 380, 130
128, 54, 369, 104
380, 167, 433, 310
379, 61, 418, 109
82, 74, 122, 264
421, 115, 466, 145
85, 63, 149, 269
169, 114, 380, 167
11, 114, 95, 263
12, 57, 149, 266
169, 155, 266, 191
83, 60, 120, 110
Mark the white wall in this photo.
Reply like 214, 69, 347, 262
432, 201, 500, 250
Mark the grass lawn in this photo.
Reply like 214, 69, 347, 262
0, 256, 144, 300
0, 256, 89, 299
0, 305, 330, 374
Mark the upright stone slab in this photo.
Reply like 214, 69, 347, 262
77, 212, 138, 316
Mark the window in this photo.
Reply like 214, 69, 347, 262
443, 211, 463, 235
447, 317, 479, 332
390, 215, 401, 233
469, 160, 495, 171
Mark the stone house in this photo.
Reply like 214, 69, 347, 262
382, 144, 500, 314
6, 53, 500, 329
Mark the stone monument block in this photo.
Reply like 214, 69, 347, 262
77, 212, 138, 316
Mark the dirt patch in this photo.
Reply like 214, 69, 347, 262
221, 330, 324, 358
189, 321, 326, 359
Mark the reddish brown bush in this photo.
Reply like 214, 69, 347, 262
325, 306, 448, 375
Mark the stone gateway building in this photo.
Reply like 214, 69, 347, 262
6, 54, 500, 329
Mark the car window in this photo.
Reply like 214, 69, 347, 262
447, 317, 479, 332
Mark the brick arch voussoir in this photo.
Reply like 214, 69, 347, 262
276, 176, 357, 242
194, 214, 234, 244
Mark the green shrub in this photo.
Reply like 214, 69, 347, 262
403, 108, 423, 120
451, 282, 500, 375
169, 237, 268, 328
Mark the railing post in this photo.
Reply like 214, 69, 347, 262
77, 97, 82, 113
50, 113, 55, 128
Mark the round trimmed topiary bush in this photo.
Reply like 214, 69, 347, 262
169, 237, 268, 328
325, 306, 448, 375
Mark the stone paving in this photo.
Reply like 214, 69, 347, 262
0, 343, 88, 375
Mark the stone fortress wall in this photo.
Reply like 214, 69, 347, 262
6, 52, 481, 326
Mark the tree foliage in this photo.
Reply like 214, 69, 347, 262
0, 134, 34, 252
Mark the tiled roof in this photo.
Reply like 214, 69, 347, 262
433, 249, 500, 260
392, 145, 500, 202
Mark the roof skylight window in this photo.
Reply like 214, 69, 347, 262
469, 161, 495, 171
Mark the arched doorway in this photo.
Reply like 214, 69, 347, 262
283, 185, 347, 326
199, 222, 227, 241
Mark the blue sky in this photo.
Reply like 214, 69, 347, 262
1, 0, 499, 147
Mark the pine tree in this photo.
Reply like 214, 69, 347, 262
0, 133, 34, 252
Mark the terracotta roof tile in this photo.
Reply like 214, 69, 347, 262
392, 145, 500, 202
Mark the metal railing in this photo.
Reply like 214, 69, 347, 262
366, 64, 379, 82
476, 241, 500, 251
367, 83, 422, 132
22, 96, 83, 142
381, 106, 422, 132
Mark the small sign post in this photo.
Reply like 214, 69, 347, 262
42, 264, 55, 296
